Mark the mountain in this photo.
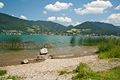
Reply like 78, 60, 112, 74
0, 13, 66, 34
67, 21, 120, 35
0, 13, 120, 35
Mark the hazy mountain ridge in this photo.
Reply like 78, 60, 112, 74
75, 21, 120, 35
66, 21, 120, 35
0, 13, 66, 34
0, 13, 120, 35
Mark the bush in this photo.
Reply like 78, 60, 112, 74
99, 46, 120, 59
78, 37, 108, 46
109, 46, 120, 58
72, 63, 120, 80
98, 38, 120, 59
7, 75, 19, 80
72, 63, 97, 80
59, 70, 68, 75
0, 75, 20, 80
0, 69, 7, 76
0, 69, 20, 80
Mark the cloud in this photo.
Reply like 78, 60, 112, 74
115, 4, 120, 10
57, 16, 72, 23
47, 16, 56, 21
0, 2, 4, 9
73, 22, 81, 26
47, 16, 72, 23
11, 15, 15, 17
43, 11, 47, 14
45, 1, 72, 11
106, 13, 120, 26
19, 15, 28, 20
74, 0, 112, 15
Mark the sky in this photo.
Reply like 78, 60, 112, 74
0, 0, 120, 26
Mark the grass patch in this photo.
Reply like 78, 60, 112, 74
79, 37, 108, 46
0, 75, 20, 80
72, 63, 120, 80
0, 69, 7, 76
97, 66, 120, 80
72, 63, 97, 80
98, 38, 120, 59
7, 75, 20, 80
59, 70, 68, 75
0, 69, 20, 80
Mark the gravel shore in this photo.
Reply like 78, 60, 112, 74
1, 55, 120, 80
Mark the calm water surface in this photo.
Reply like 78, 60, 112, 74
0, 34, 82, 48
0, 34, 97, 66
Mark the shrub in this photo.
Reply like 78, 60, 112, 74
0, 69, 7, 76
7, 75, 19, 80
72, 63, 120, 80
0, 75, 20, 80
98, 38, 120, 59
59, 70, 68, 75
72, 63, 97, 80
98, 42, 115, 52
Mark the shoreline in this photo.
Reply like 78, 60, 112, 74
0, 54, 95, 67
1, 55, 120, 80
0, 46, 97, 67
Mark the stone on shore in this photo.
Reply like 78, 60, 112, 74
21, 59, 29, 64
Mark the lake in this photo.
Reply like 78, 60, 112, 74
0, 34, 88, 49
0, 34, 97, 66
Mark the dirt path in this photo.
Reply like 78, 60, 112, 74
1, 55, 120, 80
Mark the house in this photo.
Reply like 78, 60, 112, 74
2, 30, 23, 35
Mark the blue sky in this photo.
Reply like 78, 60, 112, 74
0, 0, 120, 26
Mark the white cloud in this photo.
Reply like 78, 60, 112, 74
45, 1, 72, 11
71, 22, 81, 26
74, 0, 112, 15
115, 5, 120, 10
11, 15, 15, 17
106, 13, 120, 26
43, 11, 47, 14
47, 16, 72, 23
57, 16, 72, 23
19, 15, 28, 20
0, 2, 4, 9
47, 16, 56, 21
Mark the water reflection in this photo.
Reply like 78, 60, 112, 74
70, 36, 76, 46
0, 34, 111, 50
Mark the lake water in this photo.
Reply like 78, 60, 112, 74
0, 34, 97, 66
0, 34, 83, 49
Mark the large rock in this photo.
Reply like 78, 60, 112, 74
21, 59, 29, 64
36, 55, 53, 61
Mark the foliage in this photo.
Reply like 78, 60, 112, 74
72, 63, 120, 80
4, 35, 22, 50
98, 38, 120, 59
96, 66, 120, 80
0, 69, 20, 80
0, 69, 7, 76
70, 36, 76, 46
72, 63, 98, 80
78, 37, 108, 46
0, 75, 20, 80
59, 70, 68, 75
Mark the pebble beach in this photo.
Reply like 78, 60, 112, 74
1, 55, 120, 80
